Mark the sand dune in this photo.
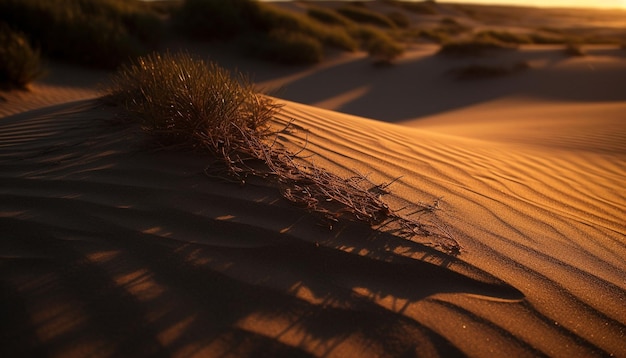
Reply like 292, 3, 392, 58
2, 85, 625, 356
1, 29, 625, 358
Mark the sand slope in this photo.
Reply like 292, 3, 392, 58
1, 87, 625, 356
1, 36, 625, 357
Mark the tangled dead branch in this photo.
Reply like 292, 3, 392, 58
220, 122, 461, 255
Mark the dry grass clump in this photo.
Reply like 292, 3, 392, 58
307, 6, 354, 27
252, 3, 359, 52
337, 5, 397, 29
105, 52, 279, 153
439, 36, 517, 57
175, 0, 357, 63
382, 0, 438, 15
386, 11, 411, 29
104, 51, 460, 254
243, 30, 325, 65
412, 19, 470, 44
174, 0, 257, 40
350, 26, 406, 63
0, 24, 44, 89
563, 42, 586, 57
475, 30, 531, 45
367, 35, 406, 65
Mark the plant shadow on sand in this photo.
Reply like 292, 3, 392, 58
0, 100, 524, 357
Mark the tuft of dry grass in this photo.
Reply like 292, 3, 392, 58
350, 26, 406, 63
104, 51, 279, 153
338, 5, 397, 29
563, 42, 586, 56
307, 6, 354, 27
0, 24, 44, 89
104, 51, 460, 255
439, 36, 517, 57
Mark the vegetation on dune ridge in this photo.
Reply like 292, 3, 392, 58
0, 24, 44, 89
0, 0, 164, 69
337, 5, 398, 29
175, 0, 358, 63
104, 52, 460, 254
438, 36, 518, 56
174, 0, 408, 64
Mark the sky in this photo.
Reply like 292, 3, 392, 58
435, 0, 626, 9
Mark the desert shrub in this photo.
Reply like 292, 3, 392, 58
415, 20, 469, 43
252, 3, 358, 52
440, 17, 459, 26
318, 27, 360, 52
527, 32, 565, 44
0, 0, 164, 68
367, 35, 405, 65
307, 6, 354, 27
350, 25, 388, 44
174, 0, 358, 55
387, 11, 410, 29
337, 5, 397, 28
416, 28, 451, 43
175, 0, 258, 39
105, 51, 279, 152
0, 24, 44, 88
439, 37, 517, 56
349, 26, 405, 63
382, 0, 438, 15
243, 30, 324, 64
475, 30, 531, 45
564, 42, 586, 56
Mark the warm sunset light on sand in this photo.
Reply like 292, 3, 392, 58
2, 0, 625, 357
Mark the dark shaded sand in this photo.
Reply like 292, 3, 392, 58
1, 8, 626, 355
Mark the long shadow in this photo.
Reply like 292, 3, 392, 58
210, 46, 626, 122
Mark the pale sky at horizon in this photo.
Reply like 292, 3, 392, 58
435, 0, 625, 10
261, 0, 626, 10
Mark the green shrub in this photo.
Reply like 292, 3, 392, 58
307, 7, 354, 27
0, 0, 164, 69
0, 24, 44, 88
243, 30, 324, 65
105, 51, 280, 152
337, 5, 396, 28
